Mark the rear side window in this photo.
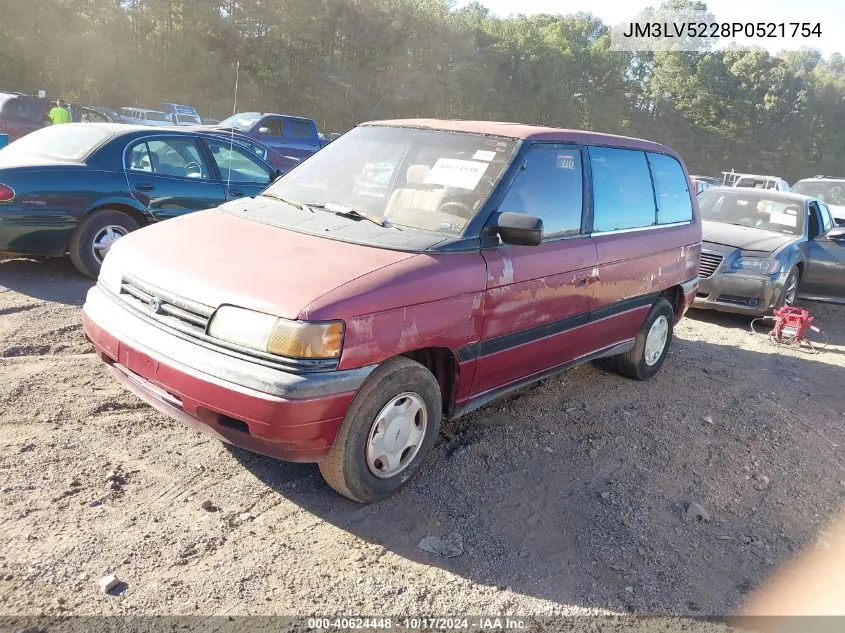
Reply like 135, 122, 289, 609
287, 119, 316, 139
647, 152, 693, 224
499, 147, 583, 239
589, 147, 656, 232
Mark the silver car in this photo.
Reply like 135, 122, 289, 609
693, 187, 845, 315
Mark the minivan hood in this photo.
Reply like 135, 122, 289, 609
111, 208, 416, 319
702, 220, 796, 253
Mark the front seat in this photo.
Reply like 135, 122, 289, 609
384, 164, 446, 222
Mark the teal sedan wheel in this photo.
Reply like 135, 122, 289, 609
69, 209, 140, 279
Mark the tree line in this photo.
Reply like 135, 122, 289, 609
1, 0, 843, 182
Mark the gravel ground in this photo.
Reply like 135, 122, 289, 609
1, 256, 844, 618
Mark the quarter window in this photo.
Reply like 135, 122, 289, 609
647, 152, 693, 224
498, 147, 583, 239
589, 147, 656, 232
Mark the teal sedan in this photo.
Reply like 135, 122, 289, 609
0, 123, 281, 277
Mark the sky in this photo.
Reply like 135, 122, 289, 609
456, 0, 844, 57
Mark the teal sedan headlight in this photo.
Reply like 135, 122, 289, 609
731, 257, 781, 275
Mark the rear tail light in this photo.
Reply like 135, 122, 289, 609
0, 184, 15, 201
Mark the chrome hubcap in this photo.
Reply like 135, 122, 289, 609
644, 315, 669, 366
366, 392, 427, 479
92, 225, 127, 264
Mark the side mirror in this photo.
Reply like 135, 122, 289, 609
258, 126, 270, 135
273, 169, 284, 181
827, 226, 845, 241
495, 212, 543, 246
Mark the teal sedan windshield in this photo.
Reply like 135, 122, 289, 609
2, 124, 113, 161
262, 125, 518, 236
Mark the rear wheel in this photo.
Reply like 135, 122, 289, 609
69, 209, 139, 278
319, 357, 441, 503
611, 298, 675, 381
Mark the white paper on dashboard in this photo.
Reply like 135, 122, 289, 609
423, 159, 489, 190
472, 150, 497, 161
769, 211, 798, 227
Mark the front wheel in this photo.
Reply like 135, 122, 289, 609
775, 266, 800, 309
319, 357, 441, 503
610, 298, 675, 381
69, 209, 140, 278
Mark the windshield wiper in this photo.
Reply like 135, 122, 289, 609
309, 202, 391, 228
259, 192, 313, 212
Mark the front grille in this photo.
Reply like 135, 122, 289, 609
119, 275, 214, 338
717, 295, 761, 307
698, 252, 724, 279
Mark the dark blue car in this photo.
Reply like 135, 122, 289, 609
0, 123, 281, 277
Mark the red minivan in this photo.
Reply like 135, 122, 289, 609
83, 120, 701, 502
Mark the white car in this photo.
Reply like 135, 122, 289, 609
791, 177, 845, 225
119, 107, 174, 127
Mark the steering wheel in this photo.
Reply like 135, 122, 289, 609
437, 201, 471, 218
185, 161, 201, 173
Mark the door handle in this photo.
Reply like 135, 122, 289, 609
574, 270, 601, 287
135, 184, 155, 192
229, 189, 244, 198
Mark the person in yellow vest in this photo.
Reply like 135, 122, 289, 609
48, 99, 71, 125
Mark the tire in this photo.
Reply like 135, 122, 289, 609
775, 266, 800, 310
319, 357, 442, 503
611, 298, 675, 381
69, 210, 139, 279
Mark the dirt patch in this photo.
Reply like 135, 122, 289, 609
1, 257, 844, 616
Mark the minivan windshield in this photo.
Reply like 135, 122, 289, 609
2, 124, 112, 161
262, 125, 518, 236
791, 180, 845, 206
698, 190, 805, 236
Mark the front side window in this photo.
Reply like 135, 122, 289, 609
206, 139, 272, 184
262, 125, 518, 236
261, 118, 285, 136
648, 152, 693, 224
126, 138, 211, 179
498, 147, 583, 239
589, 147, 656, 232
818, 201, 834, 233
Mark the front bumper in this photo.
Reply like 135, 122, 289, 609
82, 285, 375, 462
692, 270, 788, 316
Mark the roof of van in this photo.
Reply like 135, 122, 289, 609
365, 119, 678, 155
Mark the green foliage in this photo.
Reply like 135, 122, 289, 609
0, 0, 841, 181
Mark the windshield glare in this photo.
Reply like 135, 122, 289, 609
3, 124, 112, 161
791, 181, 845, 206
219, 113, 262, 130
263, 126, 518, 236
698, 190, 804, 236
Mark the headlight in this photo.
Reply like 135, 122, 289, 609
207, 306, 344, 359
98, 240, 126, 293
731, 257, 781, 275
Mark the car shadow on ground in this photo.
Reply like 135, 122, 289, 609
231, 334, 845, 615
0, 257, 93, 306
